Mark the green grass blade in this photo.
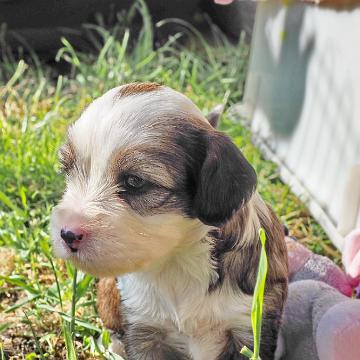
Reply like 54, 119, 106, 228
70, 268, 78, 337
75, 273, 93, 303
240, 228, 268, 360
0, 59, 27, 98
5, 294, 41, 313
47, 255, 64, 311
62, 322, 78, 360
18, 186, 27, 209
240, 346, 254, 358
23, 311, 44, 359
38, 304, 101, 332
252, 228, 268, 359
0, 275, 40, 295
0, 322, 11, 333
0, 191, 25, 217
0, 343, 5, 360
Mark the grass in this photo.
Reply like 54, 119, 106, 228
0, 1, 339, 358
240, 229, 268, 360
240, 228, 268, 360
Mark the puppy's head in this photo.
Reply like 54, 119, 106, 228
51, 83, 256, 276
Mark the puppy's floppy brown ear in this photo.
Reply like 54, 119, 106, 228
194, 131, 257, 226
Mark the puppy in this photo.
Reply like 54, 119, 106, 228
51, 82, 288, 360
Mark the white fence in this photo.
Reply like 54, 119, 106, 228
236, 0, 360, 250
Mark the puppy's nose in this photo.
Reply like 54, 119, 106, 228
60, 229, 83, 250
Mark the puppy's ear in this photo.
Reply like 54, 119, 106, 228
194, 131, 257, 226
205, 104, 224, 128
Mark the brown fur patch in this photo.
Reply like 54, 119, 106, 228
123, 324, 190, 360
262, 204, 289, 292
58, 142, 76, 175
97, 278, 123, 332
117, 82, 162, 98
211, 197, 288, 360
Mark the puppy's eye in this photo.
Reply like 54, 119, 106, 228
124, 174, 146, 190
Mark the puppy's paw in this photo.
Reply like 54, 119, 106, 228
110, 332, 127, 358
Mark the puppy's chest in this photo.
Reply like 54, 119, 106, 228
118, 274, 253, 337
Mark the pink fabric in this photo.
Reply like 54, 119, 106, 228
342, 229, 360, 282
286, 236, 353, 296
286, 237, 312, 276
214, 0, 234, 4
317, 301, 360, 360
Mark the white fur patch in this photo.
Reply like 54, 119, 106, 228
68, 86, 205, 175
118, 238, 253, 360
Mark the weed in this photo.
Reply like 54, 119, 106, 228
240, 228, 268, 360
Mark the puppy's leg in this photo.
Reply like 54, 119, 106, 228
259, 312, 282, 360
97, 278, 123, 332
97, 278, 125, 355
217, 314, 280, 360
216, 331, 250, 360
123, 324, 189, 360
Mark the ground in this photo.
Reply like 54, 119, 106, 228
0, 4, 340, 360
